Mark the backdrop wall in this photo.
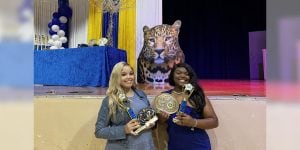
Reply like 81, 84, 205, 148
163, 0, 266, 79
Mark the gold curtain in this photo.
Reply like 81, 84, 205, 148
87, 0, 102, 41
118, 0, 136, 73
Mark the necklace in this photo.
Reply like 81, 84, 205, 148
172, 90, 184, 95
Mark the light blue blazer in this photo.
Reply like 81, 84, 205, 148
94, 89, 151, 149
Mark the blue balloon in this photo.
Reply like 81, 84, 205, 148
52, 18, 60, 25
59, 23, 68, 31
52, 12, 59, 18
48, 22, 53, 28
62, 43, 68, 47
58, 6, 72, 18
58, 0, 69, 6
49, 29, 56, 35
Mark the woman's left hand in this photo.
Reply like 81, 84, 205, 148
175, 113, 195, 127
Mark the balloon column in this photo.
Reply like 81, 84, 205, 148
47, 0, 72, 50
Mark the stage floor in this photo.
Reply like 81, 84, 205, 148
34, 80, 265, 98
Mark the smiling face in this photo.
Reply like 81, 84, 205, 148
173, 67, 190, 87
120, 65, 135, 90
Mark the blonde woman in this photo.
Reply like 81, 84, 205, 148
95, 62, 155, 150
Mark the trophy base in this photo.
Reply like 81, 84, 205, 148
134, 116, 158, 134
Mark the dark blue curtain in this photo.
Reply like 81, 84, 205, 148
102, 12, 119, 48
163, 0, 266, 79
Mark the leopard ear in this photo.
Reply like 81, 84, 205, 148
143, 26, 150, 32
172, 20, 181, 29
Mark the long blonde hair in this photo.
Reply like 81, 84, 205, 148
106, 62, 137, 119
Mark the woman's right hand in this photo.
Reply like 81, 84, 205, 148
124, 119, 140, 136
158, 110, 170, 123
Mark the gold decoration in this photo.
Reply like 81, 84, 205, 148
134, 108, 158, 134
154, 93, 179, 114
88, 0, 135, 47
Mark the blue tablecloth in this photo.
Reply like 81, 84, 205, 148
34, 46, 127, 87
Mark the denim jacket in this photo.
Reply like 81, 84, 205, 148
94, 89, 150, 149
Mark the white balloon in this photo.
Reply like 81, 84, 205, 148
57, 30, 65, 37
51, 25, 60, 32
54, 40, 62, 48
51, 34, 59, 40
50, 46, 58, 50
48, 39, 54, 45
59, 37, 68, 43
59, 16, 68, 23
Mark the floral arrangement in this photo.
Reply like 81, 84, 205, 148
98, 38, 108, 46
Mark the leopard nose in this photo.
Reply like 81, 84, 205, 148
155, 49, 164, 55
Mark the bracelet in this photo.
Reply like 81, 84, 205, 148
193, 119, 198, 128
191, 119, 197, 131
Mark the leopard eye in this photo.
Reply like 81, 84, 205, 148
148, 38, 155, 43
148, 38, 155, 46
165, 36, 172, 41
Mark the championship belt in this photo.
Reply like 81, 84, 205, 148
154, 93, 179, 114
134, 107, 158, 134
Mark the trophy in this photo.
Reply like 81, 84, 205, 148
173, 83, 194, 123
133, 107, 158, 134
118, 92, 137, 119
178, 83, 194, 113
118, 92, 158, 134
153, 93, 179, 114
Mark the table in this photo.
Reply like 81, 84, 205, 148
34, 46, 127, 87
